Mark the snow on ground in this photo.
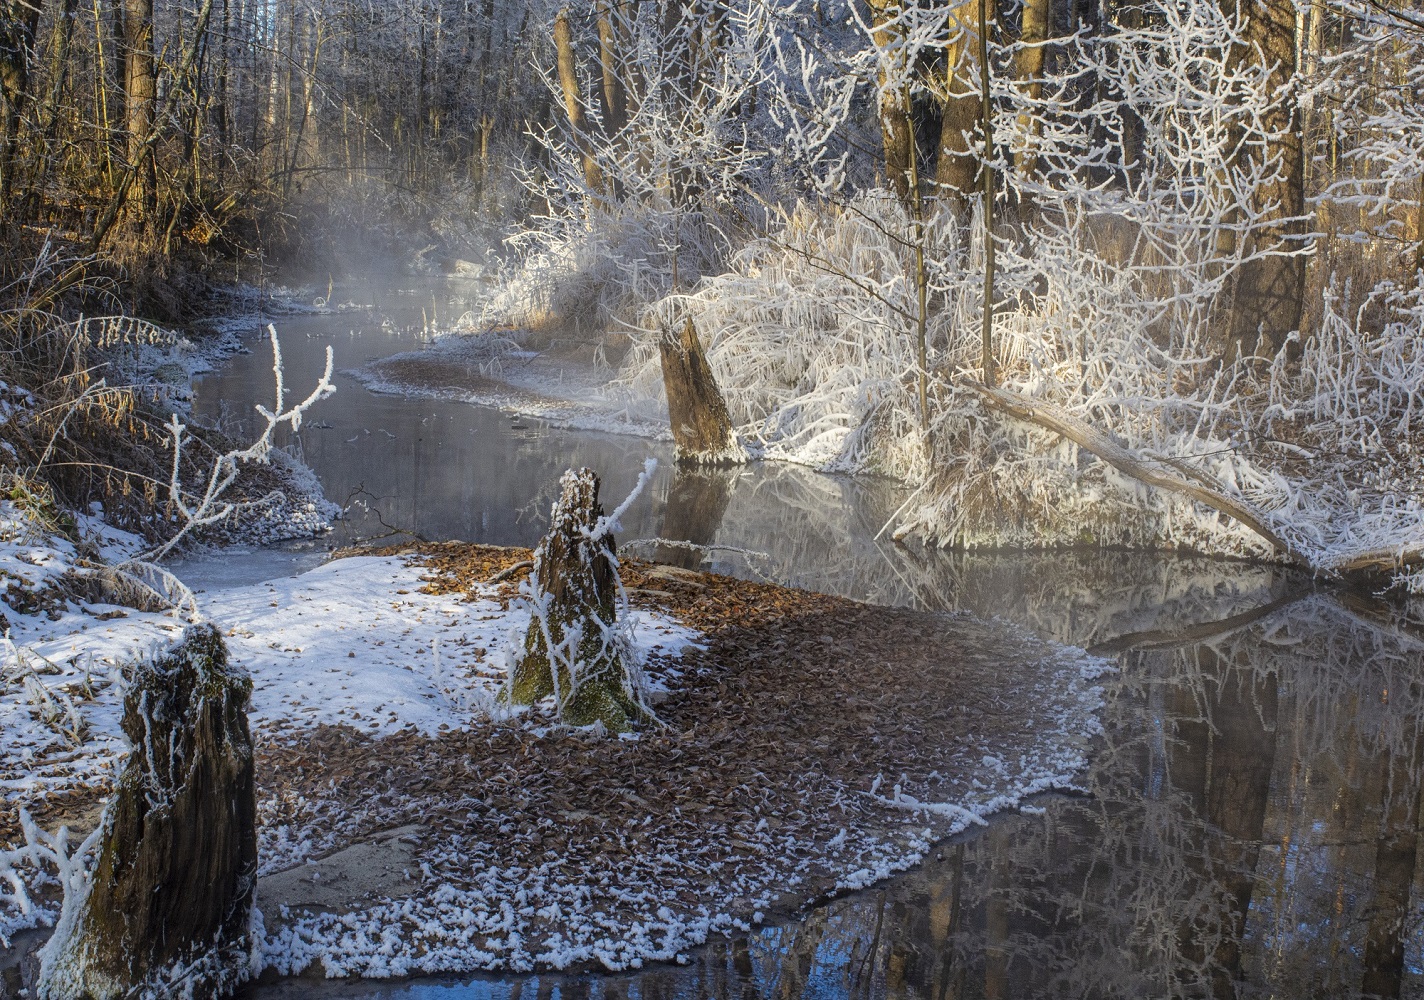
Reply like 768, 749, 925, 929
1, 516, 1108, 980
2, 552, 697, 811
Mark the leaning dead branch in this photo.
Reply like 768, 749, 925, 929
138, 325, 335, 563
964, 379, 1301, 559
965, 380, 1424, 583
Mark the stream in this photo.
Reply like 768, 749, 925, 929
187, 281, 1424, 999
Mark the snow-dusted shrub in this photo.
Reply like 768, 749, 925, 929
597, 0, 1424, 585
1319, 28, 1424, 276
487, 207, 730, 336
619, 197, 1423, 581
619, 192, 1276, 555
2, 244, 337, 557
488, 0, 847, 337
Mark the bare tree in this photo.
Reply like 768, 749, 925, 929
120, 0, 156, 216
0, 0, 43, 209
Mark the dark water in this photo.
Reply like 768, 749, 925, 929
194, 284, 1424, 1000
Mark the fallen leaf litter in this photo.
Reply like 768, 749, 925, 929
251, 543, 1105, 976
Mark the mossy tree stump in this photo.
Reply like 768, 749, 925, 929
505, 469, 650, 732
659, 317, 747, 466
38, 624, 257, 1000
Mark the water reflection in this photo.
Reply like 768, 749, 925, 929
197, 285, 1423, 999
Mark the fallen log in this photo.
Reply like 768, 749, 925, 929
1333, 547, 1424, 576
966, 381, 1424, 582
963, 380, 1304, 564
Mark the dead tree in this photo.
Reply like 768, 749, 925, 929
37, 624, 257, 1000
121, 0, 158, 217
658, 316, 746, 465
867, 0, 915, 201
506, 468, 651, 732
1014, 0, 1051, 180
553, 7, 606, 202
0, 0, 43, 210
936, 0, 983, 210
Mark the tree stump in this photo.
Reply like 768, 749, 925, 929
37, 624, 257, 1000
505, 469, 650, 732
659, 317, 747, 466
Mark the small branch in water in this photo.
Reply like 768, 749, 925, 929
341, 484, 428, 545
620, 538, 778, 581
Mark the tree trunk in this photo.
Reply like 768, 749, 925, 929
1219, 0, 1305, 360
659, 316, 745, 465
0, 0, 44, 210
505, 469, 650, 732
36, 625, 257, 1000
978, 0, 997, 386
595, 0, 625, 134
935, 0, 981, 209
553, 7, 606, 202
89, 0, 213, 251
867, 0, 914, 201
28, 0, 82, 206
121, 0, 156, 218
1013, 0, 1050, 180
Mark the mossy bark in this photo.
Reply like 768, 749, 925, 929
506, 469, 649, 732
37, 624, 257, 1000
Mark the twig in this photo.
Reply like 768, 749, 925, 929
490, 560, 534, 584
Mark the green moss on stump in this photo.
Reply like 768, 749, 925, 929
504, 469, 650, 733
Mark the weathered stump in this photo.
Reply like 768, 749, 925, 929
37, 624, 257, 1000
505, 469, 650, 732
659, 317, 746, 466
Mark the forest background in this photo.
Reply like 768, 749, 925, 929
1, 0, 1422, 584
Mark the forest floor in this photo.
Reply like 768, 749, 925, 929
0, 531, 1106, 978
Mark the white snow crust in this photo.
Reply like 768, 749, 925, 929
1, 517, 1106, 980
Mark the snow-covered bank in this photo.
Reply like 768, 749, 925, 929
450, 193, 1424, 591
252, 548, 1109, 978
1, 551, 693, 814
1, 530, 1108, 980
